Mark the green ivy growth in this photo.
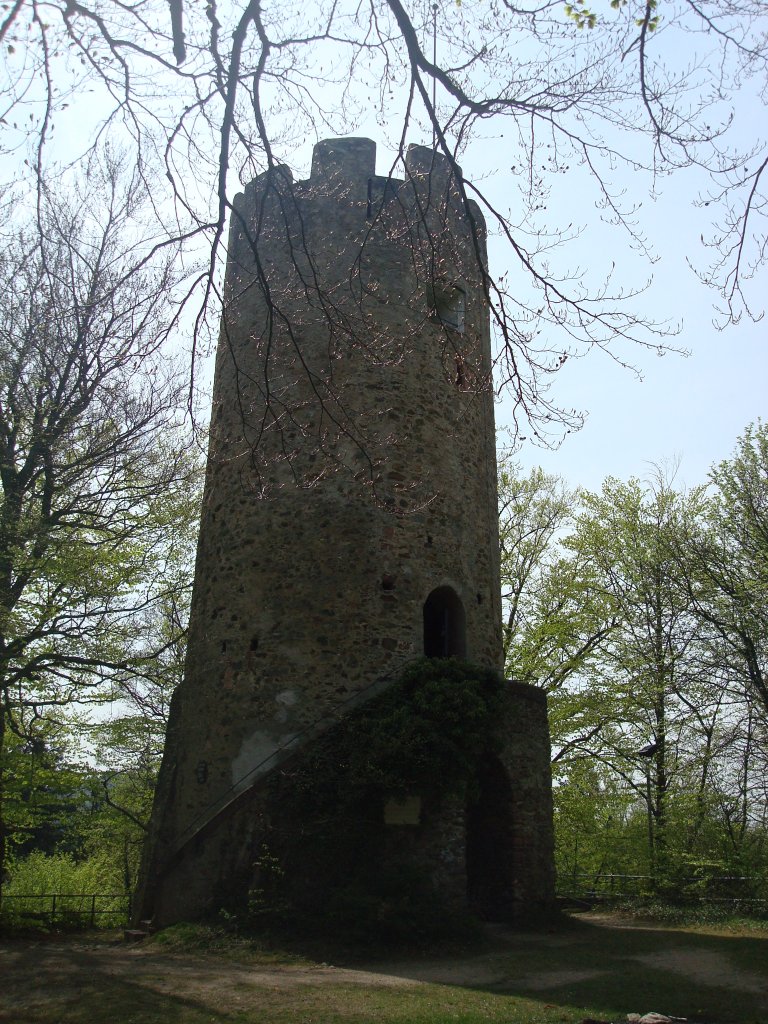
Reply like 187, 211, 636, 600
284, 658, 505, 811
252, 659, 505, 946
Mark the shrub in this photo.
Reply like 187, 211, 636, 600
1, 851, 128, 930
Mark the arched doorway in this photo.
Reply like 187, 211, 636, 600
423, 586, 466, 658
466, 754, 515, 920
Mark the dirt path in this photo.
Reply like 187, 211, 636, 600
364, 917, 768, 995
0, 913, 765, 1022
0, 937, 433, 1022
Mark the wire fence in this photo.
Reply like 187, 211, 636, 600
2, 875, 766, 930
558, 872, 767, 907
0, 892, 131, 929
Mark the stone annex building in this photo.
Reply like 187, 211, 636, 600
135, 138, 555, 928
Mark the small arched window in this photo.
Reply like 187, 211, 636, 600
423, 586, 467, 659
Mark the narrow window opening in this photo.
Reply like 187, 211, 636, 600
431, 285, 465, 333
423, 586, 467, 659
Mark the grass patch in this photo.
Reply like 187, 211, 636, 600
0, 911, 766, 1024
605, 898, 768, 931
490, 915, 767, 1023
150, 921, 314, 965
0, 979, 599, 1024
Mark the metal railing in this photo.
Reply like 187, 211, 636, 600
559, 872, 653, 898
558, 872, 767, 905
0, 892, 131, 928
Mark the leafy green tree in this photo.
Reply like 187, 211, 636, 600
0, 159, 197, 896
659, 421, 768, 891
82, 576, 197, 896
499, 459, 614, 694
1, 726, 87, 862
498, 460, 641, 880
499, 454, 768, 896
500, 461, 574, 672
565, 473, 715, 885
687, 422, 768, 716
553, 755, 646, 889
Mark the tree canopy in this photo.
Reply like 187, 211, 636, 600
0, 157, 200, 896
500, 424, 768, 894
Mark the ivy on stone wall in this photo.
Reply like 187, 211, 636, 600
281, 658, 505, 811
251, 659, 506, 944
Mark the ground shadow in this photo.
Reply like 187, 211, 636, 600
0, 939, 250, 1023
355, 913, 768, 1024
0, 913, 765, 1024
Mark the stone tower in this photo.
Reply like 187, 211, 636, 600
136, 138, 554, 928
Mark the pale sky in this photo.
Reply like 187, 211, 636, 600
458, 95, 767, 495
287, 61, 766, 496
494, 174, 767, 494
276, 126, 766, 496
3, 5, 764, 498
504, 299, 766, 494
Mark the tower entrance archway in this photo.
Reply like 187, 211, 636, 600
466, 754, 515, 920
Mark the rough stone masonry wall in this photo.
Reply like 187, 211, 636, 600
135, 138, 554, 927
498, 683, 556, 916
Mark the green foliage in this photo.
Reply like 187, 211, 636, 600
1, 850, 127, 930
249, 659, 504, 946
553, 758, 648, 885
565, 0, 658, 32
695, 420, 768, 714
5, 849, 121, 895
558, 473, 724, 885
611, 898, 768, 927
0, 728, 87, 860
288, 659, 504, 809
499, 442, 768, 903
0, 163, 201, 894
499, 458, 611, 693
564, 0, 597, 30
75, 769, 152, 896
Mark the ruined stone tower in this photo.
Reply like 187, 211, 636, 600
136, 139, 554, 928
